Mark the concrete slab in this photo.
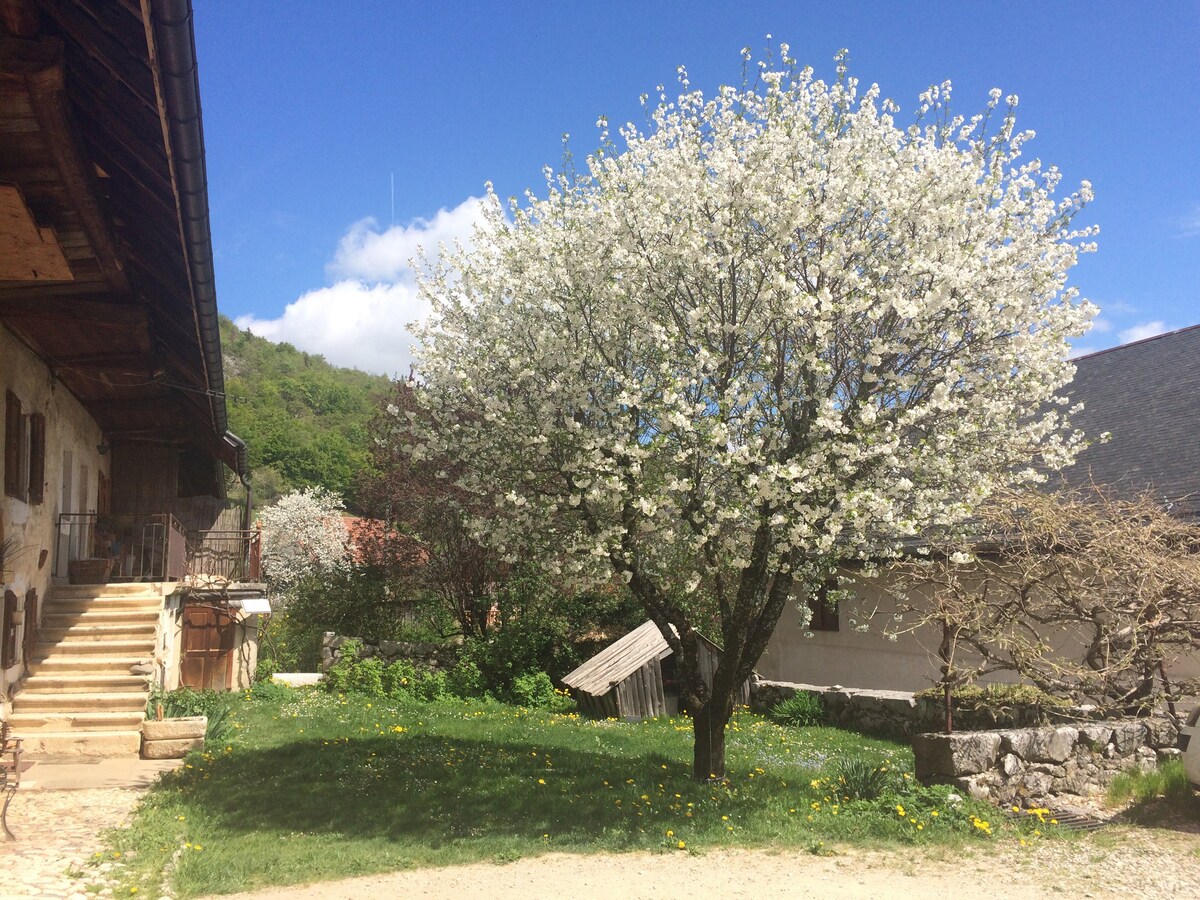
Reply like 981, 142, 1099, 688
16, 756, 181, 791
273, 672, 324, 686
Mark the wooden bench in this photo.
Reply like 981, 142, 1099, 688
1, 720, 22, 840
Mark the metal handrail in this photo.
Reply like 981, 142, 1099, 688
188, 528, 262, 582
54, 513, 188, 581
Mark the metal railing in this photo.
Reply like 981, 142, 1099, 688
188, 528, 262, 583
54, 513, 188, 582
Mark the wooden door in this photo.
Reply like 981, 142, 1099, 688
180, 604, 236, 690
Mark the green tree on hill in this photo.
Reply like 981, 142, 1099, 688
219, 316, 392, 509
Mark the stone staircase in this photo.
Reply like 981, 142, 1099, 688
10, 583, 165, 757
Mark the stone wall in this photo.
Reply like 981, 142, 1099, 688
320, 632, 455, 673
751, 677, 941, 737
912, 719, 1181, 803
751, 677, 1104, 738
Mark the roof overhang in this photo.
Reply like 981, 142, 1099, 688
0, 0, 243, 480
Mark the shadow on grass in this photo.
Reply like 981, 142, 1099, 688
159, 733, 706, 847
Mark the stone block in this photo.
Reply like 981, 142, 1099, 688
143, 716, 207, 741
379, 640, 401, 657
1144, 717, 1178, 748
1026, 727, 1078, 764
913, 732, 1002, 779
1000, 729, 1036, 759
1111, 722, 1146, 755
142, 737, 203, 760
1077, 724, 1113, 750
1000, 753, 1023, 777
1020, 771, 1053, 797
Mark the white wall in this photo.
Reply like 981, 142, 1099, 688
758, 569, 1200, 696
1, 323, 109, 707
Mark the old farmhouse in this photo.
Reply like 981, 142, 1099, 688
1, 0, 262, 756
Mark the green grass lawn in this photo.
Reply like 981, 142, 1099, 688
101, 689, 1041, 897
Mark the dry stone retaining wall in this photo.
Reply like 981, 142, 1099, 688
912, 719, 1181, 803
752, 678, 1097, 737
321, 632, 455, 673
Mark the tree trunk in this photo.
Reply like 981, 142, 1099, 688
691, 691, 734, 781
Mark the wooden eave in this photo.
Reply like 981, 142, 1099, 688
0, 0, 234, 471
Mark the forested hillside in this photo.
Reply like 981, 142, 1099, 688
220, 316, 392, 508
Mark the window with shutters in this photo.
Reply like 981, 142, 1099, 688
4, 391, 27, 501
3, 391, 44, 504
1, 590, 17, 669
806, 582, 841, 632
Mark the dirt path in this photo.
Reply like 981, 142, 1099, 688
217, 828, 1200, 900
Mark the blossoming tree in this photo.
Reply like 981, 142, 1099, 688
258, 487, 350, 596
413, 49, 1095, 779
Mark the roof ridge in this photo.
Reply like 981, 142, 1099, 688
1073, 322, 1200, 363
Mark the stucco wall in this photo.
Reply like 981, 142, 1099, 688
758, 570, 1200, 695
1, 324, 109, 709
757, 576, 945, 692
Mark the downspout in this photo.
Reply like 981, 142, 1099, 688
223, 431, 252, 531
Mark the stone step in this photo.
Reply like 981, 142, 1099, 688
18, 729, 142, 757
40, 623, 157, 642
48, 583, 165, 601
27, 656, 149, 676
42, 614, 162, 628
43, 602, 164, 619
35, 639, 154, 657
19, 673, 150, 693
14, 691, 148, 713
9, 710, 145, 732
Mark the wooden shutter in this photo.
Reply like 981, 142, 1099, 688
1, 590, 17, 669
4, 391, 22, 499
28, 412, 44, 504
21, 589, 37, 668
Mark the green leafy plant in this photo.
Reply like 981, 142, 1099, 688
147, 686, 231, 719
510, 671, 574, 712
833, 757, 898, 801
915, 682, 1072, 729
1107, 759, 1198, 814
204, 706, 235, 745
769, 692, 824, 727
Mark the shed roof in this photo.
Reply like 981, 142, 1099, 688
562, 620, 675, 697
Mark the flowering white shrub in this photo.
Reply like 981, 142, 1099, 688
258, 487, 350, 593
412, 48, 1095, 778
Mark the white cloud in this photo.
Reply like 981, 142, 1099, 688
1118, 320, 1169, 345
1089, 316, 1113, 334
329, 196, 488, 282
236, 280, 426, 376
237, 196, 488, 376
1179, 203, 1200, 238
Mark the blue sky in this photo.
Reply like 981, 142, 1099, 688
194, 1, 1199, 376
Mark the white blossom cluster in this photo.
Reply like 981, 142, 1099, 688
258, 487, 351, 594
411, 50, 1095, 610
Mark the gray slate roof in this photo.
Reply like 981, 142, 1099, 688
1062, 324, 1200, 517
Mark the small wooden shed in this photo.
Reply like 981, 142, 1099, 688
562, 620, 750, 721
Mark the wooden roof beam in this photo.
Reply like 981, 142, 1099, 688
0, 293, 147, 325
19, 39, 131, 295
50, 350, 155, 371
